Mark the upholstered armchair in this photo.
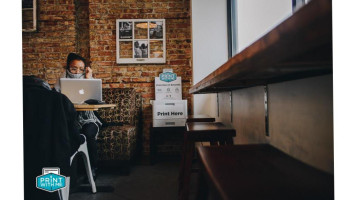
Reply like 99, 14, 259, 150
96, 88, 142, 173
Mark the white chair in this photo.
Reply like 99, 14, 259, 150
59, 135, 97, 200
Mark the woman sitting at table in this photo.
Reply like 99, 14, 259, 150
54, 53, 101, 179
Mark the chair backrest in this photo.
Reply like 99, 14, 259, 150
98, 88, 137, 125
23, 84, 82, 200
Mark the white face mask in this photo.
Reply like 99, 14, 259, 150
66, 69, 85, 79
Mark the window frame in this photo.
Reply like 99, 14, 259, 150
22, 0, 37, 32
227, 0, 238, 58
116, 19, 166, 64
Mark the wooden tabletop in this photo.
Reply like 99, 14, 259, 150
185, 122, 236, 141
186, 122, 234, 132
197, 144, 334, 200
74, 104, 116, 111
187, 115, 215, 122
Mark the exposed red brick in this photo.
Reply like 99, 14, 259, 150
23, 0, 192, 156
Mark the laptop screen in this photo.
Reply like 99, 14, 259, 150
60, 78, 102, 104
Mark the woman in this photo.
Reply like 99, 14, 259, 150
55, 53, 101, 179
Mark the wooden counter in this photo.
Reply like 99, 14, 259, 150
190, 0, 332, 94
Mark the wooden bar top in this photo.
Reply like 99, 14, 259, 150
190, 0, 332, 94
74, 104, 116, 111
197, 144, 334, 200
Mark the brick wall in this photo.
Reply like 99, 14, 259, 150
23, 0, 76, 83
75, 0, 90, 59
22, 0, 192, 155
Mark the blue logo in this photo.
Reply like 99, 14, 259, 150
159, 72, 177, 82
36, 168, 66, 192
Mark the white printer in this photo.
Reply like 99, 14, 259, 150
152, 69, 187, 127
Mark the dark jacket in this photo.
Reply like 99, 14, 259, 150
23, 76, 83, 200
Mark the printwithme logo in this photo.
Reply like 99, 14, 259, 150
159, 72, 177, 82
36, 167, 66, 192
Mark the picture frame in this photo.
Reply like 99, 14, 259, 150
22, 0, 37, 32
116, 19, 166, 64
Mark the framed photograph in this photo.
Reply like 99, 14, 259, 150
150, 21, 164, 39
118, 21, 132, 39
134, 40, 148, 58
116, 19, 166, 64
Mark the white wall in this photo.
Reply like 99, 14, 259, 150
269, 75, 334, 173
237, 0, 292, 52
191, 0, 292, 116
191, 0, 228, 116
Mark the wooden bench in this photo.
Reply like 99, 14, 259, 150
178, 122, 236, 200
196, 144, 334, 200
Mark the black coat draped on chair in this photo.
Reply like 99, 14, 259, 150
23, 76, 83, 200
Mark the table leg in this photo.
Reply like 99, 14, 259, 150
178, 132, 188, 196
196, 170, 209, 200
179, 137, 195, 200
226, 137, 234, 145
149, 127, 157, 165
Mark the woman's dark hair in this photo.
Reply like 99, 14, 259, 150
66, 53, 87, 70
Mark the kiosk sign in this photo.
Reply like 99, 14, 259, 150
159, 72, 177, 82
155, 69, 182, 100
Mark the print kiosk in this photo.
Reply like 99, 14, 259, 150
152, 69, 187, 127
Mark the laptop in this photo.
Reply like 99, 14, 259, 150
60, 78, 102, 104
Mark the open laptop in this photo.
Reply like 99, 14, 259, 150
60, 78, 102, 104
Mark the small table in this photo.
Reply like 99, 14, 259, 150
187, 115, 215, 123
179, 122, 236, 200
149, 116, 216, 164
150, 125, 186, 164
74, 104, 116, 111
196, 144, 334, 200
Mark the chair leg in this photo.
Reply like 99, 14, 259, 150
58, 189, 63, 200
80, 142, 97, 193
196, 172, 209, 200
58, 177, 70, 200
